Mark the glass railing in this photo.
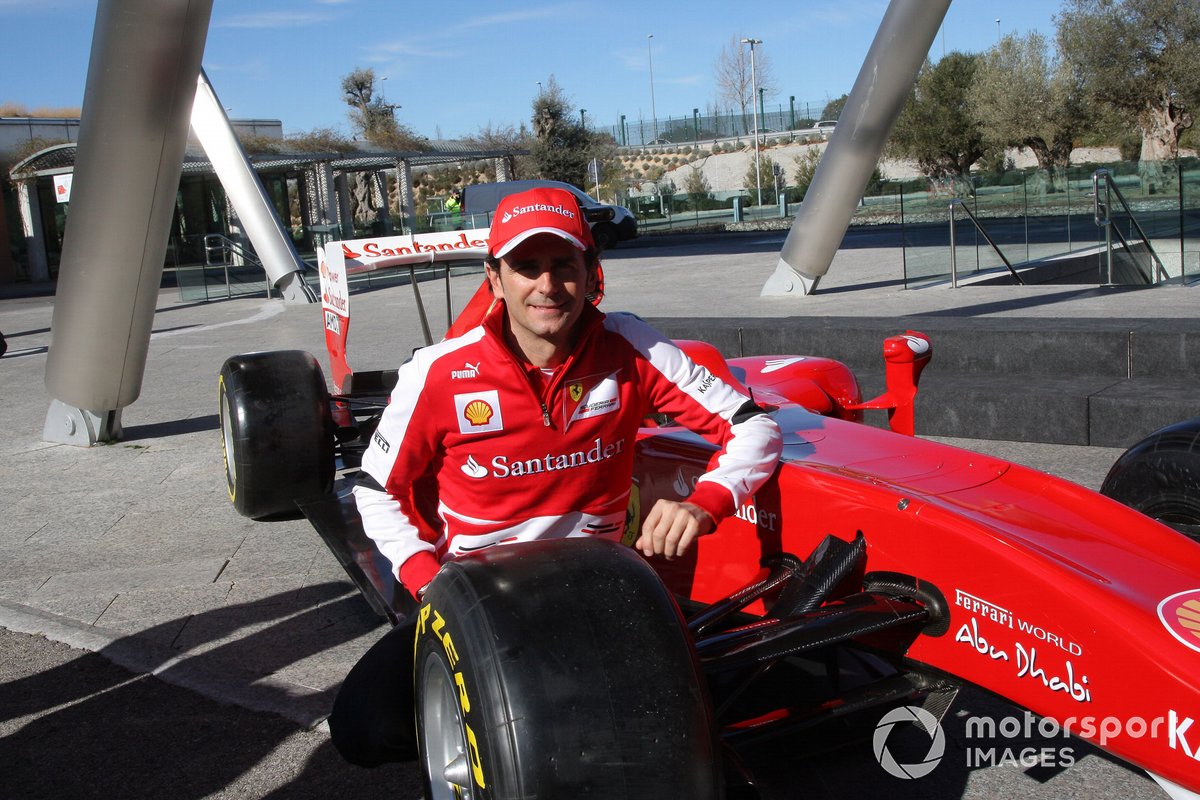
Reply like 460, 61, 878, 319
1183, 157, 1200, 284
621, 156, 1197, 289
1093, 169, 1166, 285
156, 157, 1198, 299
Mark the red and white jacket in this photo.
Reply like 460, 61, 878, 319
355, 301, 782, 595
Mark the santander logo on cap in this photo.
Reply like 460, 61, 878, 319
489, 186, 594, 258
500, 201, 575, 225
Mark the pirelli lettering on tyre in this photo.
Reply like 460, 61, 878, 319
416, 603, 487, 788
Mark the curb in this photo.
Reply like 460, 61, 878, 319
0, 598, 334, 731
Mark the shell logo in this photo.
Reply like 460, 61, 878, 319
463, 399, 494, 426
1158, 589, 1200, 653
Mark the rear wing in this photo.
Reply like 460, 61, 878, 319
317, 209, 612, 393
317, 229, 491, 392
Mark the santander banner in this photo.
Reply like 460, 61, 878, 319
316, 227, 491, 392
337, 228, 490, 274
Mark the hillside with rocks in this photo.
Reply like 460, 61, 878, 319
617, 139, 1125, 197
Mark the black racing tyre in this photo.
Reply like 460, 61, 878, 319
414, 538, 722, 800
1101, 417, 1200, 541
591, 221, 619, 251
218, 350, 334, 520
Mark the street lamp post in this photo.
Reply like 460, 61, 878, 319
995, 18, 1001, 44
379, 76, 398, 122
741, 37, 763, 207
647, 34, 657, 140
692, 108, 699, 142
580, 109, 587, 128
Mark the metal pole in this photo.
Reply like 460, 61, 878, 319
761, 0, 951, 297
647, 34, 657, 139
949, 201, 959, 288
44, 0, 214, 445
898, 182, 906, 283
741, 38, 763, 208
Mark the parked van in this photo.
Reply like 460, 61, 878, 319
463, 179, 637, 250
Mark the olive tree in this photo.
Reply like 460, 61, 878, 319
340, 67, 425, 150
888, 53, 989, 180
1056, 0, 1200, 160
530, 77, 617, 192
971, 31, 1088, 175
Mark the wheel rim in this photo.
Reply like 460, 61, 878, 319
420, 654, 475, 800
218, 386, 237, 495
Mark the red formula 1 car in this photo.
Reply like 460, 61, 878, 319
217, 237, 1200, 800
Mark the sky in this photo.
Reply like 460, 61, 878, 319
0, 0, 1063, 142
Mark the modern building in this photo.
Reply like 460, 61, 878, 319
2, 116, 517, 288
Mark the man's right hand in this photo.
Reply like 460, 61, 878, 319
636, 499, 715, 560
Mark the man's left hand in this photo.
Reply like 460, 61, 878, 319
636, 500, 715, 559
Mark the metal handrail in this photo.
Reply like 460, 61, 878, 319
1092, 169, 1168, 285
948, 199, 1024, 287
203, 233, 271, 299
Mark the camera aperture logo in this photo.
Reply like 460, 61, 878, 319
873, 706, 946, 779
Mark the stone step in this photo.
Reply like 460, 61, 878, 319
650, 316, 1200, 447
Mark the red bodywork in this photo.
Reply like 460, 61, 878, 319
635, 354, 1200, 792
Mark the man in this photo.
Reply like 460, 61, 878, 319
331, 186, 781, 765
443, 189, 462, 225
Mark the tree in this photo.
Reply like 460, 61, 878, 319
466, 122, 536, 181
340, 67, 425, 150
743, 152, 778, 205
285, 127, 358, 153
888, 53, 990, 180
792, 147, 822, 200
529, 77, 599, 188
682, 167, 713, 209
970, 32, 1088, 176
1056, 0, 1200, 161
714, 38, 777, 135
821, 95, 848, 122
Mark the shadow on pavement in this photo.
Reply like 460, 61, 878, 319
0, 586, 418, 799
123, 414, 220, 440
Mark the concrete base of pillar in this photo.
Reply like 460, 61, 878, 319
760, 259, 822, 297
276, 271, 318, 304
43, 399, 123, 446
